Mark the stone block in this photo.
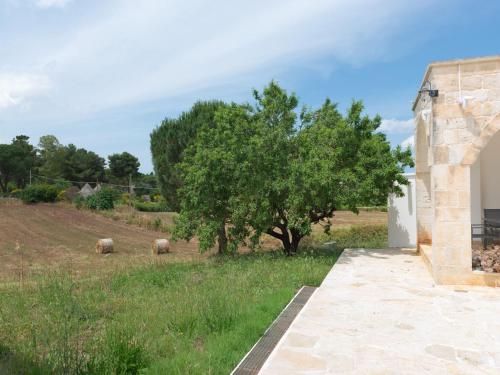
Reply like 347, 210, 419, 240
460, 60, 498, 75
447, 166, 468, 191
461, 145, 481, 165
433, 146, 449, 164
460, 75, 483, 90
482, 73, 500, 89
458, 191, 470, 208
435, 207, 469, 222
443, 129, 458, 144
433, 265, 474, 285
447, 117, 467, 129
431, 165, 449, 191
430, 65, 459, 76
433, 244, 470, 267
448, 144, 468, 165
434, 104, 463, 119
434, 191, 458, 207
460, 89, 489, 102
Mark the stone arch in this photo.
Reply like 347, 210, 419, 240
461, 113, 500, 166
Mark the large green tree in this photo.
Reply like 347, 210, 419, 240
150, 100, 226, 211
0, 135, 37, 192
107, 152, 140, 184
174, 82, 413, 255
38, 135, 66, 179
64, 144, 105, 182
37, 135, 105, 182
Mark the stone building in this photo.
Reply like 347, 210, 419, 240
414, 55, 500, 286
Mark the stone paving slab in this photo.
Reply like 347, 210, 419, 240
259, 248, 500, 375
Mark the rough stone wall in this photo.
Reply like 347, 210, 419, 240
413, 56, 500, 284
415, 119, 432, 245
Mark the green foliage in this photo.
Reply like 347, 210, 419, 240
73, 195, 85, 209
84, 188, 115, 210
0, 250, 339, 374
64, 144, 106, 182
107, 152, 140, 183
86, 331, 147, 375
311, 224, 388, 250
20, 184, 59, 204
10, 189, 23, 198
38, 135, 105, 182
174, 81, 413, 255
37, 135, 66, 180
150, 100, 227, 211
133, 173, 158, 197
0, 135, 37, 193
132, 200, 168, 212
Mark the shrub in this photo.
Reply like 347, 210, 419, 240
73, 195, 85, 209
120, 193, 131, 205
85, 188, 115, 210
56, 190, 66, 202
20, 184, 59, 204
133, 200, 168, 212
6, 181, 17, 193
85, 194, 98, 210
64, 186, 81, 201
10, 188, 22, 198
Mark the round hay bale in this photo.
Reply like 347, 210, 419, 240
152, 239, 169, 255
96, 238, 113, 254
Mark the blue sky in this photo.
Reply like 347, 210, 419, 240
1, 0, 499, 172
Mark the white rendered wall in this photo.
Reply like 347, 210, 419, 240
388, 174, 416, 248
480, 133, 500, 210
470, 160, 482, 225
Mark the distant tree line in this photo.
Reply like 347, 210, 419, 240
0, 134, 155, 194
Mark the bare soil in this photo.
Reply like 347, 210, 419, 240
0, 200, 204, 282
0, 200, 387, 282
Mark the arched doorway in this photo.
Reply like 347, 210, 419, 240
470, 129, 500, 273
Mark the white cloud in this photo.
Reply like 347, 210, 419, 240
36, 0, 72, 9
1, 0, 440, 121
380, 118, 415, 134
0, 73, 50, 109
0, 0, 447, 171
401, 135, 415, 150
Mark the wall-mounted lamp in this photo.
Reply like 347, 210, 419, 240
419, 80, 439, 98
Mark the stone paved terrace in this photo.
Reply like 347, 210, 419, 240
259, 248, 500, 374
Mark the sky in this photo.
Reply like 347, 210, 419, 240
1, 0, 499, 173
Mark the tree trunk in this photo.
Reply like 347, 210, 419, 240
266, 225, 303, 256
281, 230, 292, 256
217, 224, 228, 254
289, 228, 302, 254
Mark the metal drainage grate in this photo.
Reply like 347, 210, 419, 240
231, 286, 317, 375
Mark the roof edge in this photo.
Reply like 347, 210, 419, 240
412, 55, 500, 111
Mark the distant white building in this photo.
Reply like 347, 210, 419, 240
388, 173, 416, 248
79, 183, 95, 198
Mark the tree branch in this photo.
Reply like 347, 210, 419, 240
266, 228, 284, 240
309, 207, 335, 223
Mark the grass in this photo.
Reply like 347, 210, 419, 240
0, 249, 341, 374
97, 204, 175, 234
0, 201, 387, 373
305, 223, 388, 250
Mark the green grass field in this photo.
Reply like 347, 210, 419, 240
0, 224, 386, 374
